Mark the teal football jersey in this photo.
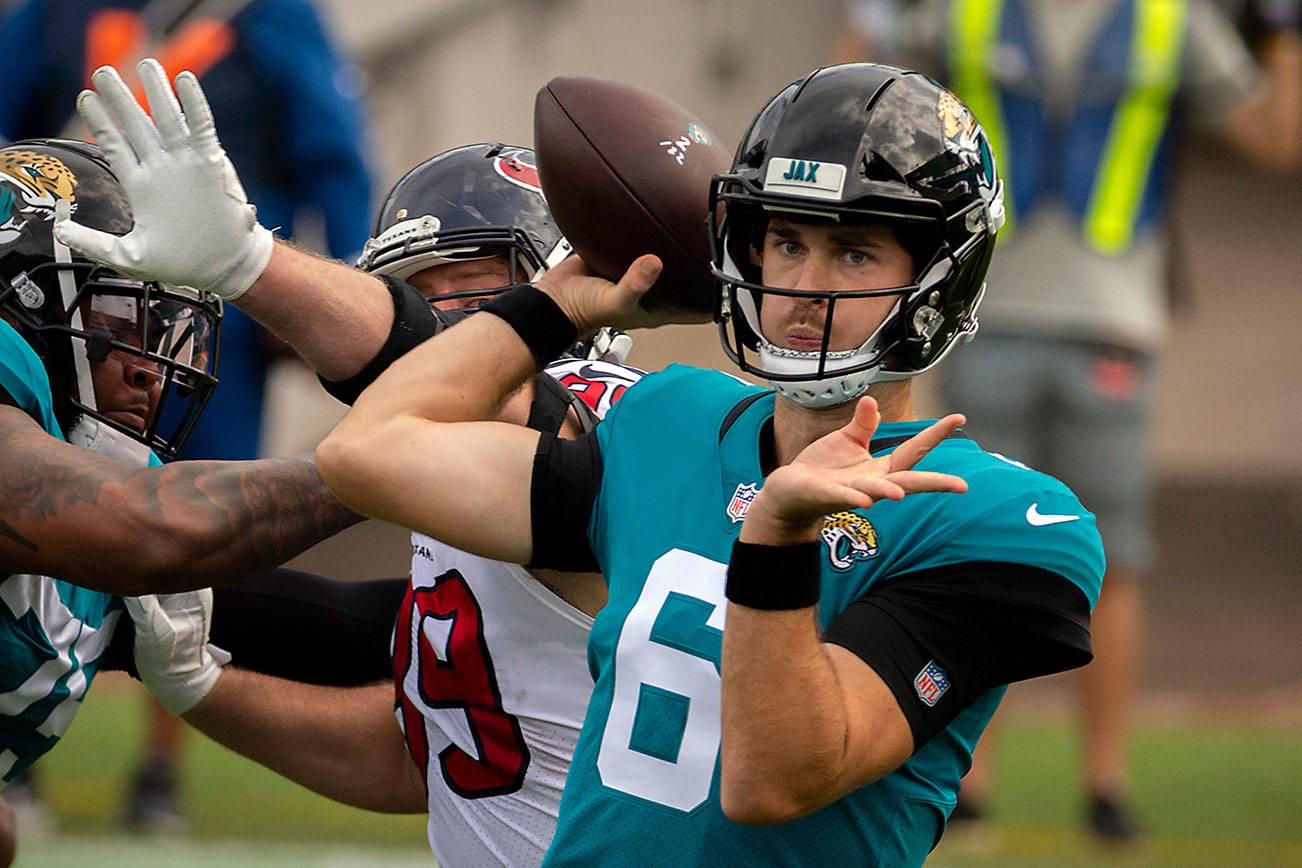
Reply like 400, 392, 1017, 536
0, 319, 126, 784
544, 365, 1103, 866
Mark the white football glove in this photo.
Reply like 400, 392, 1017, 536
124, 590, 231, 715
53, 58, 273, 300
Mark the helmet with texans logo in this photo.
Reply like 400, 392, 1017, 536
357, 143, 571, 305
0, 138, 221, 457
710, 63, 1004, 408
360, 143, 631, 362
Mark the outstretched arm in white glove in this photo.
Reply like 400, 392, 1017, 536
126, 591, 424, 812
55, 59, 391, 379
54, 59, 272, 300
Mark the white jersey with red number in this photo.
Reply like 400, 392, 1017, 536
392, 359, 642, 868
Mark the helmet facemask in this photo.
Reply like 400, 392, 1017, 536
357, 217, 572, 308
1, 259, 222, 457
710, 65, 1005, 408
713, 191, 972, 408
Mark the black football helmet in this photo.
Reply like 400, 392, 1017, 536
710, 63, 1004, 407
0, 139, 221, 457
360, 143, 631, 362
357, 143, 571, 304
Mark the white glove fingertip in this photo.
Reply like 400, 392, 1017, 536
76, 91, 138, 167
92, 63, 165, 159
137, 58, 189, 149
207, 643, 232, 667
174, 72, 219, 149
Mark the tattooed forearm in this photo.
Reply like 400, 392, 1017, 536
0, 519, 37, 552
0, 410, 360, 590
133, 455, 364, 590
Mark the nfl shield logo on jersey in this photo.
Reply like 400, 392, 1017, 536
913, 660, 950, 707
727, 483, 759, 523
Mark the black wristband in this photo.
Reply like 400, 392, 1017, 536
725, 539, 822, 610
480, 284, 579, 366
319, 275, 448, 405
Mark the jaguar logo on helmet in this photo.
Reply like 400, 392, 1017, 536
0, 150, 78, 244
938, 91, 976, 142
821, 512, 879, 571
938, 90, 1001, 196
494, 147, 543, 195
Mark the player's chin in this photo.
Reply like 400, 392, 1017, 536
104, 409, 149, 432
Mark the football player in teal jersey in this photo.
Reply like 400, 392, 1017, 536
54, 59, 1105, 866
0, 136, 363, 862
313, 65, 1104, 866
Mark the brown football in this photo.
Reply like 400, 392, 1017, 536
533, 76, 733, 322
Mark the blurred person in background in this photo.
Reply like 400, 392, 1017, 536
832, 0, 1302, 840
0, 0, 375, 833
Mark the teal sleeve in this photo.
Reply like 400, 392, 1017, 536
0, 318, 62, 437
929, 479, 1106, 608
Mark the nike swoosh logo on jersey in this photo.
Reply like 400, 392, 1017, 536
1025, 503, 1081, 526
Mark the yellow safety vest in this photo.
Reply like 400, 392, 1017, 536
950, 0, 1187, 253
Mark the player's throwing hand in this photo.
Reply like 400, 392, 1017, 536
534, 252, 665, 334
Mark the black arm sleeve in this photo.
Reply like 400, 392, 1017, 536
101, 568, 409, 687
318, 275, 467, 405
529, 430, 602, 572
822, 561, 1092, 749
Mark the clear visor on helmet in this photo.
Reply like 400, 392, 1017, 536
67, 271, 221, 457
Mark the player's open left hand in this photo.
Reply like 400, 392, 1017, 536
53, 58, 273, 301
535, 253, 664, 334
741, 398, 968, 545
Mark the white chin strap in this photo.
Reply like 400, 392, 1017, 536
53, 231, 98, 415
745, 287, 903, 408
65, 414, 153, 466
757, 338, 884, 408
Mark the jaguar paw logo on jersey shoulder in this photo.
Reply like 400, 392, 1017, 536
820, 512, 879, 570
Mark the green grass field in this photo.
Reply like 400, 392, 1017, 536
18, 677, 1302, 867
